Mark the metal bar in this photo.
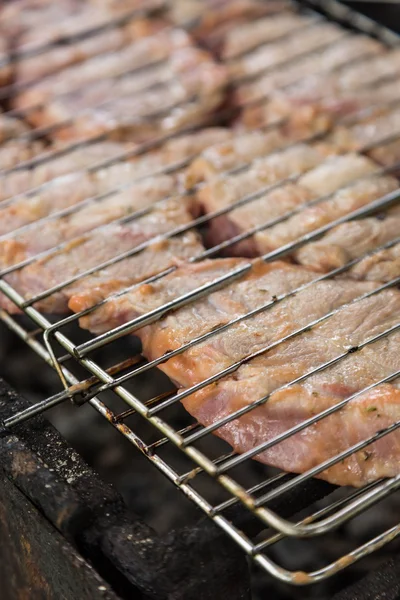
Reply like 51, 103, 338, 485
0, 18, 386, 180
2, 276, 399, 540
1, 0, 400, 586
66, 234, 400, 405
255, 479, 382, 549
3, 84, 399, 251
69, 181, 400, 357
145, 280, 400, 417
0, 2, 166, 70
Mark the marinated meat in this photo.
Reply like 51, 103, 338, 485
14, 19, 168, 85
235, 37, 387, 106
0, 128, 230, 235
0, 200, 203, 314
185, 105, 367, 188
0, 140, 137, 223
228, 22, 346, 80
72, 256, 249, 328
16, 44, 228, 143
170, 0, 289, 53
1, 0, 160, 54
196, 143, 332, 221
14, 27, 192, 108
0, 115, 44, 170
295, 206, 400, 275
212, 174, 398, 257
368, 138, 400, 168
238, 75, 400, 133
347, 242, 400, 282
199, 153, 391, 256
185, 128, 289, 187
330, 107, 400, 155
73, 258, 400, 486
0, 176, 180, 267
0, 173, 98, 236
218, 13, 316, 60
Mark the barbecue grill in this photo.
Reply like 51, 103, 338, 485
1, 1, 400, 598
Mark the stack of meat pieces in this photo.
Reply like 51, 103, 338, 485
1, 0, 400, 487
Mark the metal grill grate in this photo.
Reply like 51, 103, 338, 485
1, 0, 400, 588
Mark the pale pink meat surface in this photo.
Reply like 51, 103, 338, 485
0, 140, 137, 201
185, 128, 289, 187
369, 138, 400, 167
347, 242, 400, 283
330, 107, 400, 155
196, 143, 332, 218
0, 140, 138, 227
15, 42, 228, 142
185, 121, 341, 187
14, 23, 152, 85
73, 258, 400, 486
173, 0, 290, 55
0, 127, 231, 240
295, 205, 400, 276
201, 153, 396, 257
14, 27, 192, 107
238, 75, 400, 132
181, 294, 400, 487
220, 13, 316, 60
251, 174, 398, 255
0, 175, 181, 267
0, 115, 44, 170
228, 22, 346, 80
235, 36, 386, 105
1, 0, 161, 54
1, 199, 203, 314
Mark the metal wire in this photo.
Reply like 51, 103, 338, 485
1, 0, 400, 588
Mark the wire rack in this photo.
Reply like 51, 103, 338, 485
1, 0, 400, 587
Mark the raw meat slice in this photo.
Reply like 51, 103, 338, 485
0, 142, 135, 204
228, 22, 346, 80
200, 153, 393, 257
185, 128, 289, 187
1, 200, 203, 314
14, 19, 167, 85
14, 27, 192, 110
170, 0, 289, 54
16, 44, 228, 143
72, 257, 250, 326
295, 206, 400, 275
204, 183, 315, 257
0, 115, 44, 170
0, 172, 98, 237
74, 259, 319, 334
0, 127, 230, 235
235, 37, 387, 105
73, 258, 400, 486
219, 13, 316, 60
224, 175, 397, 257
179, 294, 400, 487
330, 107, 400, 154
0, 175, 181, 267
347, 242, 400, 282
238, 76, 400, 132
64, 232, 204, 315
1, 0, 161, 55
368, 138, 400, 168
94, 127, 233, 190
196, 143, 332, 220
